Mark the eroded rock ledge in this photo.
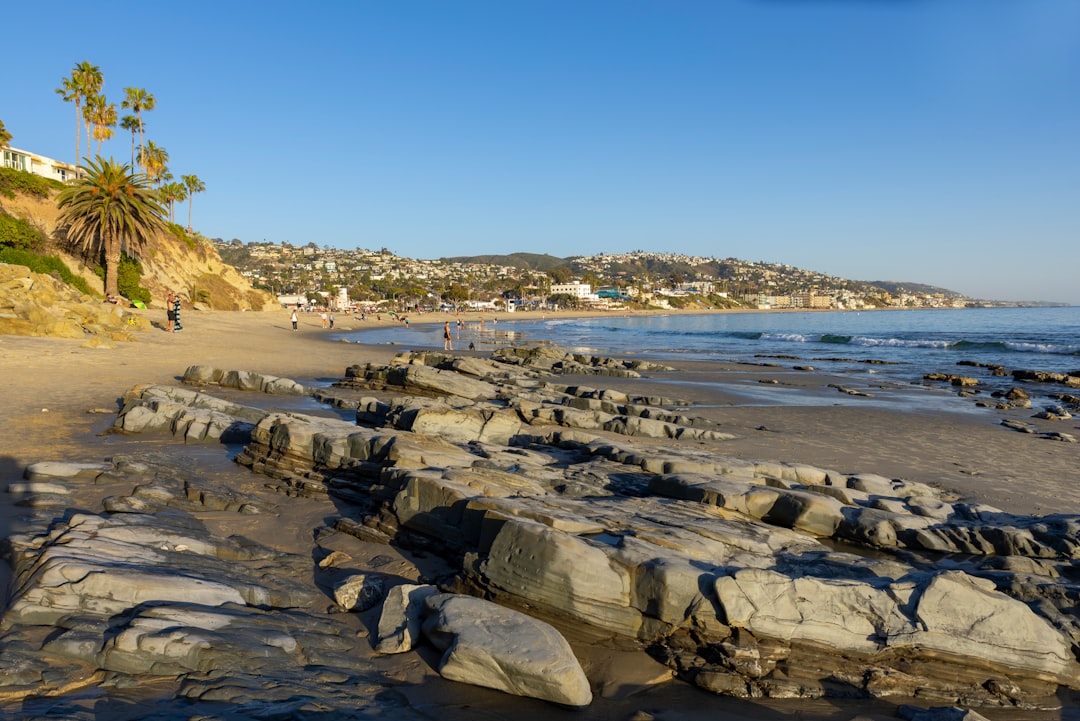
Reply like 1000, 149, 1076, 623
4, 349, 1080, 717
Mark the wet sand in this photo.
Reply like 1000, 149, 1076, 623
1, 306, 1078, 720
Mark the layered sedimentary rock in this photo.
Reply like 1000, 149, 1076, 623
5, 349, 1080, 716
0, 457, 427, 717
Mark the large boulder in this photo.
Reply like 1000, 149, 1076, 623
421, 593, 593, 707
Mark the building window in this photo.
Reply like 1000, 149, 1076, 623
2, 150, 28, 172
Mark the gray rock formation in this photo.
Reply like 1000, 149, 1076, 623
227, 362, 1080, 707
6, 351, 1080, 717
113, 383, 268, 442
375, 583, 441, 654
0, 455, 423, 717
183, 364, 311, 395
421, 593, 593, 707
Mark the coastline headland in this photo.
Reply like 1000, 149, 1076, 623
0, 305, 1078, 720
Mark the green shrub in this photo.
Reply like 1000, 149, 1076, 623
0, 167, 64, 199
117, 256, 152, 305
167, 223, 196, 249
0, 210, 42, 250
93, 253, 151, 305
0, 248, 94, 295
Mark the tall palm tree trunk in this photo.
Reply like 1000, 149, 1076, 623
103, 233, 121, 297
74, 101, 81, 168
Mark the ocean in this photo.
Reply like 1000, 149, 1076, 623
346, 307, 1078, 377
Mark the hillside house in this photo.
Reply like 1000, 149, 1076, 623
2, 147, 80, 182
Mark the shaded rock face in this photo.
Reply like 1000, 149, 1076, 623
7, 349, 1080, 715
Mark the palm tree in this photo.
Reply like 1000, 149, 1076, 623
0, 119, 11, 150
57, 156, 167, 297
73, 62, 103, 161
54, 76, 82, 166
120, 115, 139, 166
159, 181, 188, 223
121, 88, 155, 169
137, 141, 169, 185
86, 95, 117, 154
181, 174, 205, 231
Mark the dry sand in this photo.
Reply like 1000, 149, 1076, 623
1, 306, 1078, 720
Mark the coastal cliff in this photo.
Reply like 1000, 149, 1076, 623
0, 186, 273, 315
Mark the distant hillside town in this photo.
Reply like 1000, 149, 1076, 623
215, 240, 990, 313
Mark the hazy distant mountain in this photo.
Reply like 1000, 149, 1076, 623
865, 280, 964, 298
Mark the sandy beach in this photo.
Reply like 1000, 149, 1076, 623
3, 306, 1075, 515
1, 306, 1078, 720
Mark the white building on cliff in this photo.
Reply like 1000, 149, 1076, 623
2, 147, 80, 182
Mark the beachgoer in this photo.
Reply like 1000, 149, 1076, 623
329, 313, 335, 329
290, 309, 298, 331
404, 316, 410, 328
443, 321, 453, 351
172, 294, 183, 332
166, 292, 176, 332
320, 312, 328, 328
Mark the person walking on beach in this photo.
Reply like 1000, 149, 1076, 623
443, 321, 453, 351
328, 313, 335, 329
290, 309, 298, 331
166, 292, 176, 332
320, 311, 328, 328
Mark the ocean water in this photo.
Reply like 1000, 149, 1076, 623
346, 306, 1079, 383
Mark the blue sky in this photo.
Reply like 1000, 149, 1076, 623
3, 1, 1078, 303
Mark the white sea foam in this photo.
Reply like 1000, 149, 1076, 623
761, 332, 816, 343
850, 336, 953, 349
1006, 341, 1080, 355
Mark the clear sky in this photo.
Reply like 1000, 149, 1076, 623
3, 1, 1078, 303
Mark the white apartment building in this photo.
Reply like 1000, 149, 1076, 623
550, 281, 595, 300
2, 147, 80, 182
